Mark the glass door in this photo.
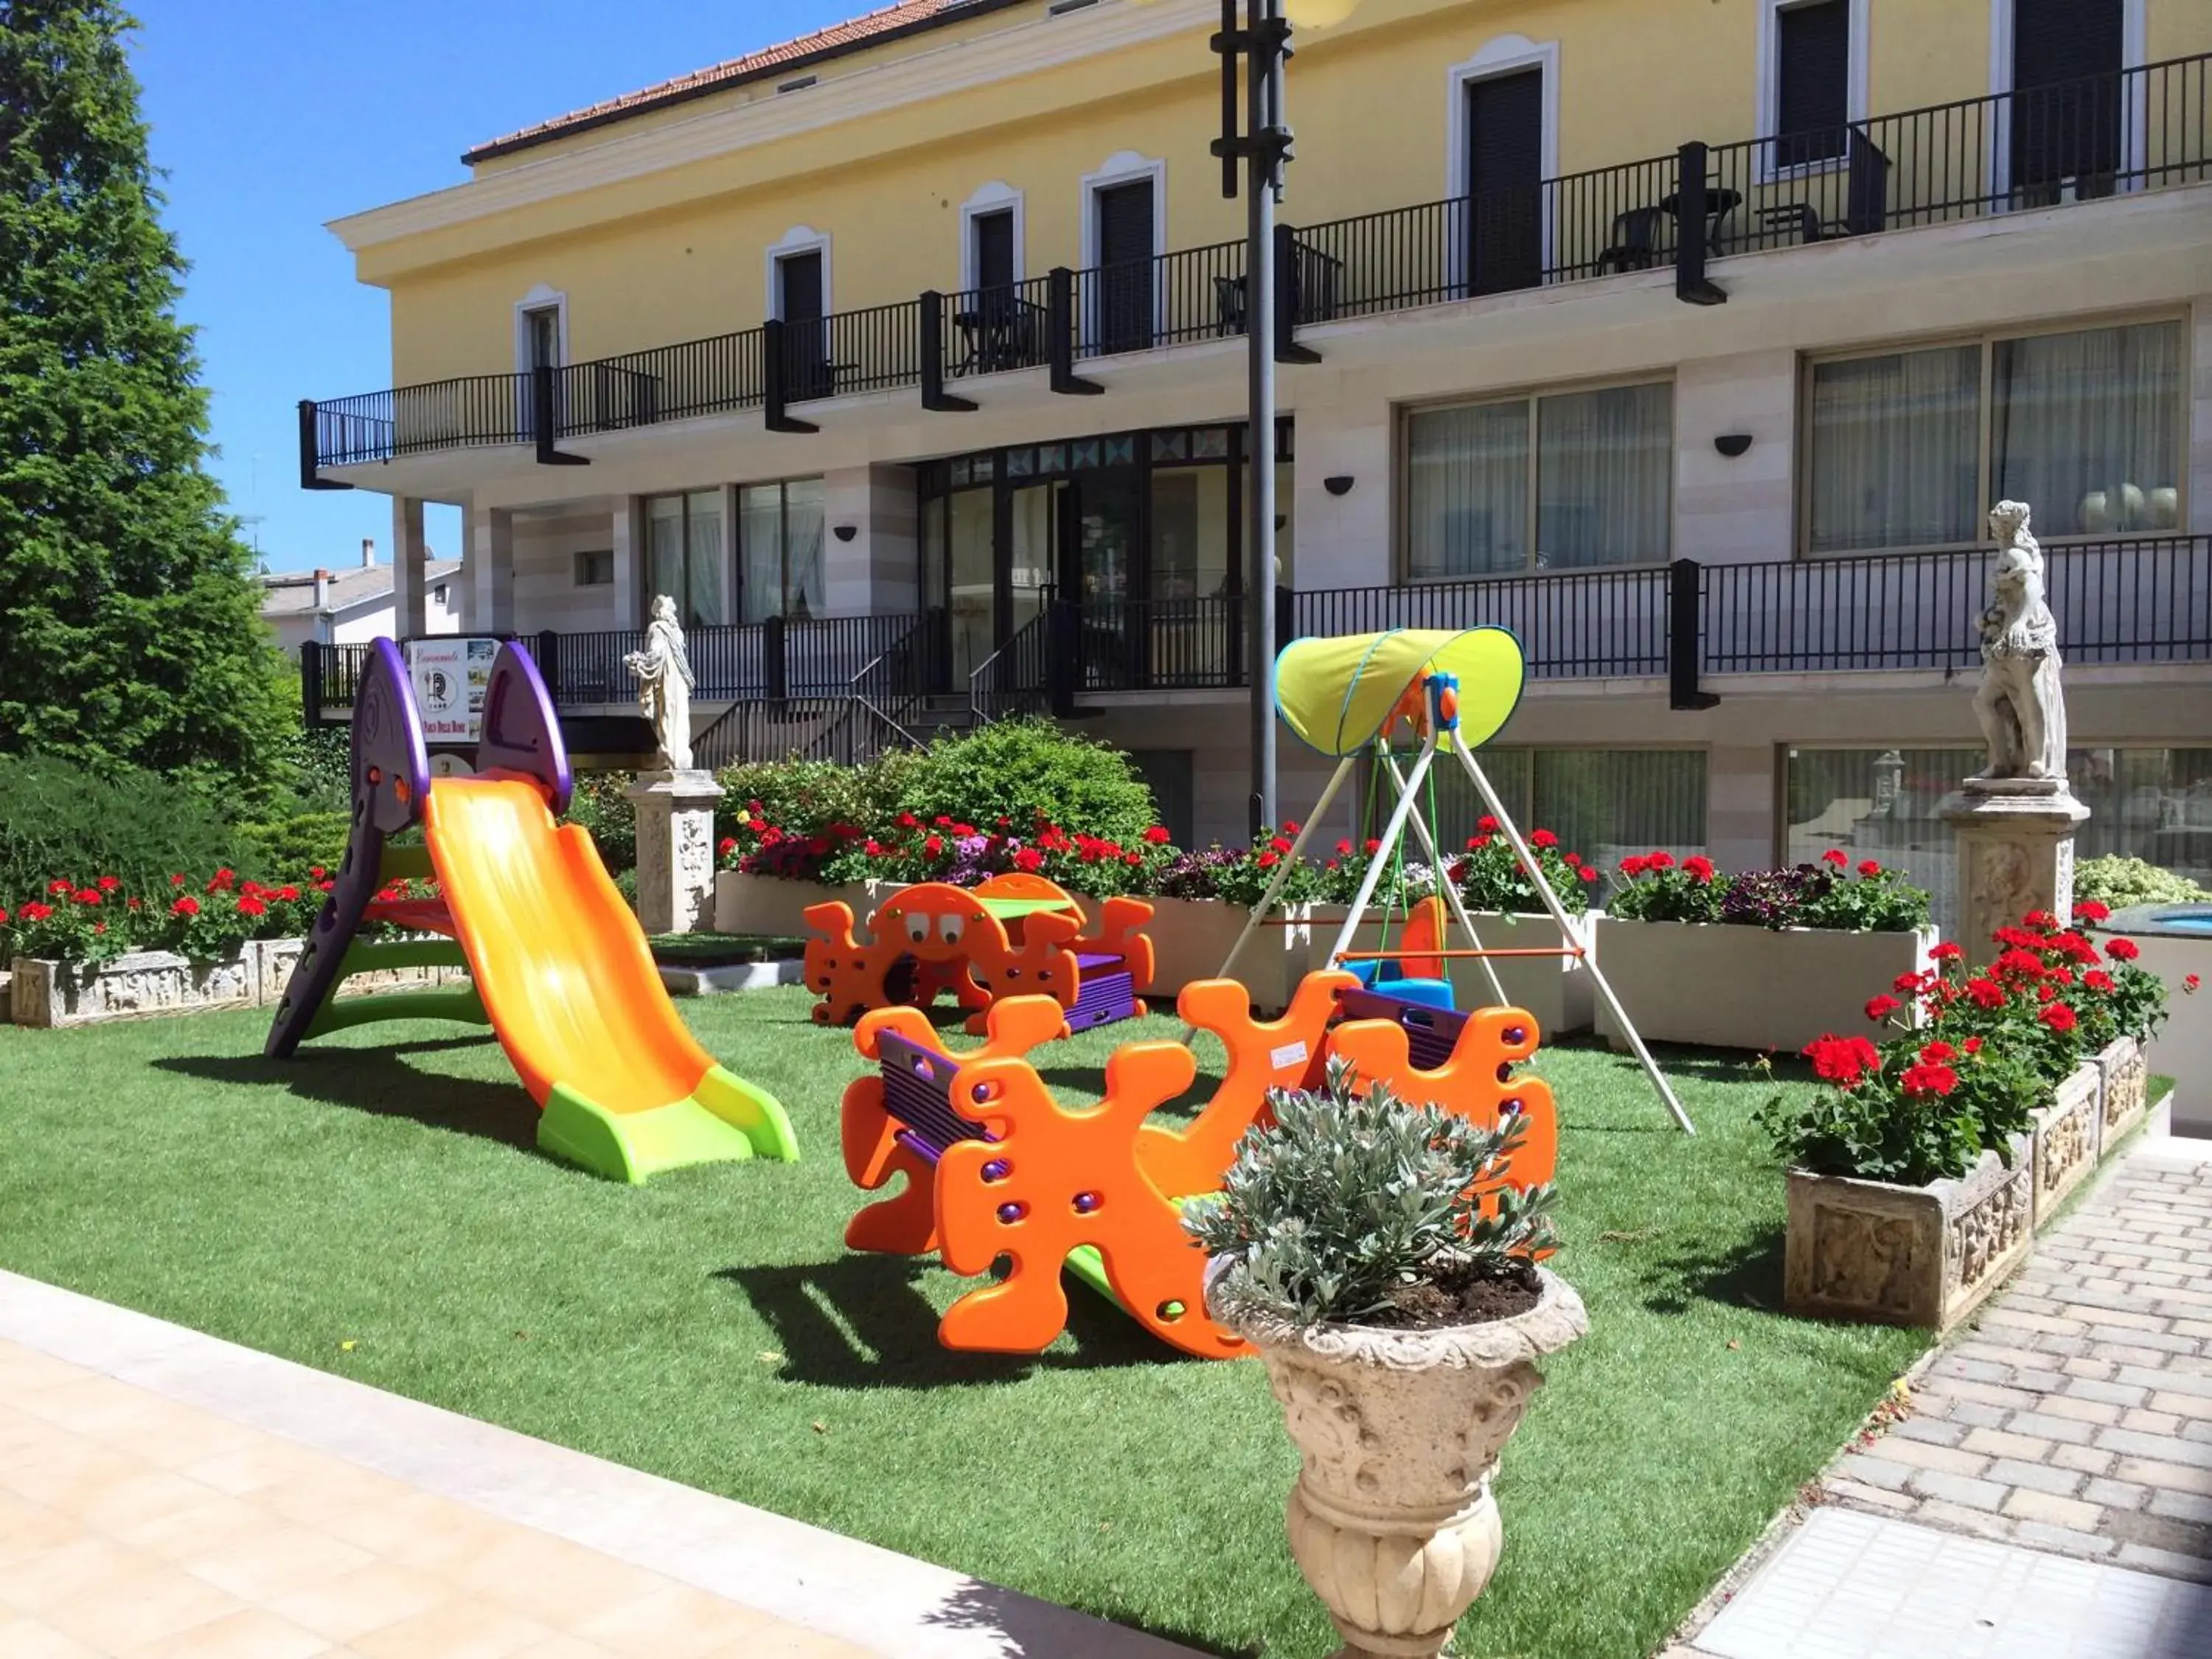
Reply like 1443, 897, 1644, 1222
1068, 470, 1143, 688
1009, 482, 1057, 651
947, 487, 995, 683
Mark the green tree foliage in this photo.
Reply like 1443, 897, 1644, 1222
0, 2, 291, 796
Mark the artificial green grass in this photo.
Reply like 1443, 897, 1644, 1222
0, 991, 1923, 1658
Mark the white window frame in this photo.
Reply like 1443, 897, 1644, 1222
1078, 149, 1166, 355
765, 225, 833, 321
1987, 0, 2147, 205
511, 284, 568, 375
959, 181, 1026, 295
1753, 0, 1870, 184
1444, 35, 1560, 299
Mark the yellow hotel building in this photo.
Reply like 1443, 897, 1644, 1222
304, 0, 2212, 922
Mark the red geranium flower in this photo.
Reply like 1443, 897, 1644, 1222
1577, 866, 1599, 883
2083, 969, 2115, 992
2075, 899, 2110, 923
2185, 974, 2200, 992
46, 880, 71, 895
1529, 829, 1558, 849
1919, 1041, 1956, 1062
1857, 860, 1882, 878
170, 873, 187, 886
2039, 1003, 2078, 1033
310, 866, 327, 881
1477, 816, 1500, 832
125, 898, 142, 911
170, 896, 200, 918
1963, 1036, 1983, 1054
923, 835, 944, 857
1256, 851, 1279, 869
1900, 1061, 1958, 1099
1804, 1034, 1879, 1087
1013, 847, 1044, 872
1335, 839, 1354, 857
1966, 977, 2006, 1009
1822, 849, 1848, 867
1648, 851, 1674, 870
1269, 836, 1293, 855
1684, 855, 1716, 883
1281, 821, 1301, 835
96, 875, 120, 892
1363, 838, 1381, 855
0, 906, 9, 926
717, 837, 737, 858
2105, 937, 2140, 962
236, 897, 267, 917
1865, 994, 1901, 1022
1931, 942, 1964, 962
897, 813, 919, 829
1143, 826, 1171, 845
1621, 855, 1648, 878
74, 889, 101, 906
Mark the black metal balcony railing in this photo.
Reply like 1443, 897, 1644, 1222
302, 52, 2211, 477
305, 538, 2212, 740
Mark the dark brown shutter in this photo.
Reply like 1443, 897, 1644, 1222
1777, 0, 1849, 164
1466, 68, 1543, 294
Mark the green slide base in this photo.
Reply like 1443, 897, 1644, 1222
1064, 1245, 1120, 1310
301, 985, 488, 1043
537, 1066, 800, 1184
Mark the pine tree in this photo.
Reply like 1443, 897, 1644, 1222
0, 1, 289, 796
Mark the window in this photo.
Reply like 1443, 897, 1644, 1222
646, 492, 726, 627
739, 479, 826, 622
1405, 381, 1672, 578
1425, 748, 1708, 897
1774, 1, 1850, 167
973, 209, 1015, 293
574, 550, 613, 588
1785, 745, 2212, 934
1806, 319, 2183, 553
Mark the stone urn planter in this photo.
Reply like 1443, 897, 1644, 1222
1311, 907, 1596, 1035
1782, 1133, 2032, 1332
2028, 1062, 2102, 1225
2096, 1035, 2150, 1152
1591, 919, 1937, 1053
1208, 1261, 1587, 1659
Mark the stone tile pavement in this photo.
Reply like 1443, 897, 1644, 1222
0, 1269, 1197, 1659
1824, 1134, 2212, 1579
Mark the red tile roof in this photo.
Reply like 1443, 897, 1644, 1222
463, 0, 1015, 165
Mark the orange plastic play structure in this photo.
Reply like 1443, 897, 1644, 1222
803, 874, 1154, 1034
841, 970, 1559, 1359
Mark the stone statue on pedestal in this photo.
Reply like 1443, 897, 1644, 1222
1969, 501, 2067, 791
624, 595, 695, 773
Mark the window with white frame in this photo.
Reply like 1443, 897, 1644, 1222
1405, 381, 1672, 577
1804, 318, 2183, 554
645, 490, 726, 627
738, 478, 826, 622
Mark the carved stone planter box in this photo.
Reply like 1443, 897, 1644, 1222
1207, 1261, 1589, 1659
712, 873, 897, 940
1783, 1135, 2032, 1332
250, 939, 458, 1006
2097, 1036, 2150, 1152
1311, 907, 1596, 1034
10, 950, 257, 1029
1591, 919, 1937, 1053
2030, 1062, 2102, 1225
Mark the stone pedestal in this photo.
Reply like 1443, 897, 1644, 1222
626, 770, 722, 935
1938, 782, 2090, 962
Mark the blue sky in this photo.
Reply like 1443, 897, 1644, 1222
134, 0, 861, 572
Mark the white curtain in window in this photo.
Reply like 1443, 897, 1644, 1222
1994, 322, 2183, 537
739, 485, 784, 622
646, 495, 686, 616
1428, 748, 1707, 888
785, 478, 827, 619
1536, 383, 1672, 568
1407, 401, 1527, 578
1808, 347, 1980, 552
684, 489, 725, 626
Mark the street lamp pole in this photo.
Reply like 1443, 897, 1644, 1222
1214, 0, 1293, 838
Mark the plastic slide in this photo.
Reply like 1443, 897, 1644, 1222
267, 638, 797, 1183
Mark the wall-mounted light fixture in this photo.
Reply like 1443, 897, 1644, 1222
1714, 434, 1753, 459
832, 524, 858, 543
1323, 475, 1354, 496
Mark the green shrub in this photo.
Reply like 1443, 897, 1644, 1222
237, 813, 352, 881
2074, 855, 2209, 910
566, 772, 638, 874
1183, 1058, 1558, 1329
717, 751, 922, 844
0, 755, 238, 903
897, 720, 1158, 848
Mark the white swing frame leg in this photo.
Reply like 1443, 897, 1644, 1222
1449, 739, 1697, 1136
1326, 735, 1441, 970
1375, 746, 1509, 1009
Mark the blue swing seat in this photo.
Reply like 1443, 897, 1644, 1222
1346, 959, 1458, 1012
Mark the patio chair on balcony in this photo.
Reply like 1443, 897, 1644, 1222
1826, 128, 1890, 237
1596, 206, 1668, 272
1757, 203, 1826, 246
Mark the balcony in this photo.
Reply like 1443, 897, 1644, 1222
305, 534, 2212, 764
301, 55, 2211, 481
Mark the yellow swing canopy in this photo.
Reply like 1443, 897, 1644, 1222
1274, 628, 1526, 757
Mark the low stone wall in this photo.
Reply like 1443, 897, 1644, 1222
8, 944, 460, 1029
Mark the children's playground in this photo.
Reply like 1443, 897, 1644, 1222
0, 633, 1926, 1658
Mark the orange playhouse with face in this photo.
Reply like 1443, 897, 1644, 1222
839, 972, 1559, 1360
802, 874, 1153, 1034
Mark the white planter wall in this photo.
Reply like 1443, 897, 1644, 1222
1312, 906, 1596, 1037
1593, 920, 1936, 1053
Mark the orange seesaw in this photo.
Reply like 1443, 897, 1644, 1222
839, 970, 1559, 1359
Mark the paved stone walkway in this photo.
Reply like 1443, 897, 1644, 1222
1826, 1134, 2212, 1579
0, 1270, 1194, 1659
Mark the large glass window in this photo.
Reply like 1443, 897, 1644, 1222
1406, 382, 1672, 579
645, 488, 726, 627
1785, 745, 2212, 936
1413, 748, 1708, 898
737, 478, 825, 621
1806, 319, 2184, 553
